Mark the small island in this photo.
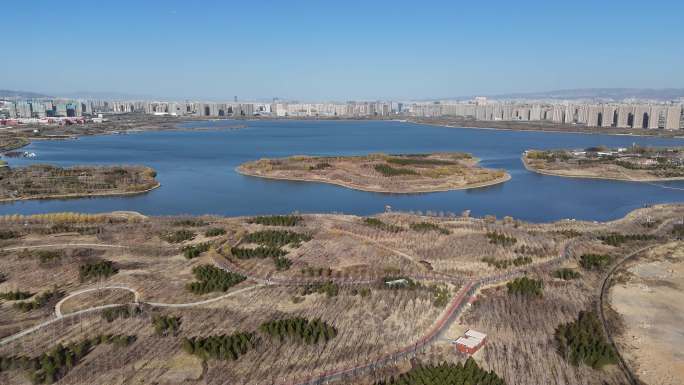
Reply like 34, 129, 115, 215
0, 164, 160, 201
523, 146, 684, 182
237, 153, 510, 193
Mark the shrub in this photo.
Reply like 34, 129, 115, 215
579, 254, 612, 270
101, 305, 142, 323
204, 227, 226, 237
172, 219, 207, 227
0, 230, 20, 240
555, 310, 618, 369
249, 215, 302, 226
186, 265, 246, 294
482, 256, 532, 269
12, 288, 64, 312
0, 290, 34, 301
162, 229, 196, 243
374, 164, 419, 177
409, 222, 450, 235
259, 317, 337, 345
79, 260, 118, 281
182, 242, 211, 259
301, 281, 339, 297
35, 250, 64, 263
152, 315, 181, 336
363, 218, 403, 233
672, 223, 684, 239
506, 277, 543, 297
554, 268, 581, 280
486, 232, 517, 246
309, 162, 332, 170
273, 256, 292, 271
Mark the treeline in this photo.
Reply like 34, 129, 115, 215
506, 277, 543, 297
579, 254, 612, 270
242, 229, 312, 247
101, 305, 142, 322
554, 268, 581, 280
374, 164, 419, 177
259, 317, 337, 345
162, 229, 196, 243
410, 222, 450, 235
182, 332, 258, 361
0, 290, 33, 301
152, 315, 181, 336
374, 358, 506, 385
597, 233, 657, 246
13, 288, 64, 312
555, 310, 618, 369
486, 232, 517, 246
182, 242, 211, 259
364, 218, 404, 233
186, 265, 246, 294
249, 215, 303, 226
0, 334, 136, 384
482, 256, 531, 269
79, 260, 118, 281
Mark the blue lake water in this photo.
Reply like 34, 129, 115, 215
1, 120, 683, 222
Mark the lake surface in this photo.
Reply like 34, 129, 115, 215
2, 120, 683, 222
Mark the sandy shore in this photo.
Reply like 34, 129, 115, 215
0, 182, 161, 203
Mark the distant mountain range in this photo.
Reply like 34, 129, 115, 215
441, 88, 684, 102
2, 88, 684, 103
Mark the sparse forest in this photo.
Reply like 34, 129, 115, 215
79, 260, 118, 281
486, 232, 517, 246
249, 215, 303, 226
374, 358, 506, 385
597, 233, 657, 246
506, 277, 543, 297
579, 254, 612, 270
152, 315, 182, 336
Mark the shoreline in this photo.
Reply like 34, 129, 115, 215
236, 167, 511, 194
0, 182, 161, 203
411, 119, 684, 139
521, 155, 684, 183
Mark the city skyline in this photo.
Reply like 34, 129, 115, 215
2, 0, 683, 100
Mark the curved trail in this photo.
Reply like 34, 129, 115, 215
54, 285, 141, 317
596, 244, 657, 385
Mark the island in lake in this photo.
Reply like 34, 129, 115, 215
0, 164, 159, 201
523, 146, 684, 182
237, 152, 510, 193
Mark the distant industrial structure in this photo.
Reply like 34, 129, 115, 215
1, 96, 682, 130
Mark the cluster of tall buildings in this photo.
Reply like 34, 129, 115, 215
1, 97, 682, 130
412, 99, 684, 130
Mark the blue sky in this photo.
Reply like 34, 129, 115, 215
2, 0, 683, 100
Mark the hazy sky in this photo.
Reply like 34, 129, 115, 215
2, 0, 683, 100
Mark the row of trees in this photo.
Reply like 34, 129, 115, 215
597, 232, 657, 246
409, 222, 450, 235
258, 317, 338, 345
79, 260, 118, 281
0, 334, 136, 384
186, 265, 246, 294
101, 304, 142, 323
374, 358, 506, 385
506, 277, 543, 297
242, 229, 312, 248
554, 310, 618, 369
230, 246, 287, 259
249, 215, 303, 226
152, 315, 182, 336
387, 157, 458, 166
13, 288, 64, 312
364, 218, 404, 233
182, 332, 258, 361
579, 254, 613, 270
